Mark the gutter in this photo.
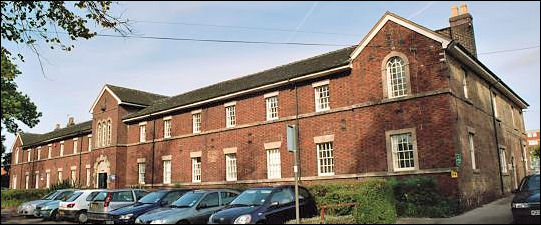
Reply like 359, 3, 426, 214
122, 65, 352, 123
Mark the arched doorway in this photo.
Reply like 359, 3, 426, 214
94, 155, 110, 189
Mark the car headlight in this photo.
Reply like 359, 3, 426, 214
119, 214, 133, 220
234, 214, 252, 224
150, 219, 168, 224
512, 203, 529, 208
135, 218, 142, 224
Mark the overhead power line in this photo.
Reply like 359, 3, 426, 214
130, 19, 360, 37
478, 45, 540, 55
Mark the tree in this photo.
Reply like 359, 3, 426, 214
531, 146, 540, 158
1, 1, 130, 168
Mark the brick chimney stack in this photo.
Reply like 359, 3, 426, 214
54, 123, 61, 131
67, 116, 75, 127
449, 3, 477, 57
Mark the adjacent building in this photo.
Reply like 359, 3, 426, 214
10, 5, 531, 210
527, 129, 540, 173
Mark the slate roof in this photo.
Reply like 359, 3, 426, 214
21, 120, 92, 148
124, 45, 358, 121
106, 84, 168, 106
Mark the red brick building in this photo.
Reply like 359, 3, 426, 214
527, 129, 540, 173
9, 5, 531, 209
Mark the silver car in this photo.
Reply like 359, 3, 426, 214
17, 189, 76, 217
87, 189, 149, 223
135, 189, 239, 224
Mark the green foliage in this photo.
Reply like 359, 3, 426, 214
1, 189, 50, 209
531, 146, 540, 158
48, 179, 76, 192
307, 179, 396, 224
286, 215, 356, 224
389, 176, 458, 218
352, 179, 396, 224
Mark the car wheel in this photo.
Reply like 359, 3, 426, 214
51, 210, 60, 221
77, 211, 88, 224
176, 220, 190, 224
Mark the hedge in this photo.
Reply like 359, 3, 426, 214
307, 179, 397, 224
286, 215, 356, 224
389, 176, 458, 218
1, 180, 77, 209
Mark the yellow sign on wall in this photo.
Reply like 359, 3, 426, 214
451, 167, 459, 178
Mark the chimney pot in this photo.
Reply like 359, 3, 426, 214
451, 5, 459, 17
67, 116, 75, 126
54, 124, 61, 131
460, 3, 468, 14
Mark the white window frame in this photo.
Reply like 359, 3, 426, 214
86, 168, 91, 187
225, 104, 236, 128
27, 149, 31, 162
316, 142, 335, 176
266, 148, 281, 179
107, 120, 112, 146
35, 172, 39, 189
529, 140, 538, 146
58, 171, 63, 182
88, 135, 92, 151
225, 154, 237, 181
60, 141, 64, 156
468, 132, 477, 170
13, 175, 17, 189
313, 81, 330, 112
97, 122, 102, 148
492, 93, 498, 118
163, 117, 172, 139
70, 169, 76, 186
500, 147, 507, 174
25, 175, 29, 189
73, 138, 78, 154
37, 147, 41, 160
46, 172, 50, 189
139, 123, 146, 143
163, 160, 171, 184
138, 163, 146, 184
48, 145, 52, 159
192, 113, 202, 134
265, 93, 279, 121
192, 157, 201, 183
386, 129, 419, 172
386, 57, 408, 98
15, 148, 19, 164
462, 68, 469, 99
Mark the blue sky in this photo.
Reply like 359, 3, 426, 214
4, 1, 540, 151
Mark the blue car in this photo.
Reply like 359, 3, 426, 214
108, 189, 190, 224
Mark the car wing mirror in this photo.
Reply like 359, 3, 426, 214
270, 201, 279, 207
197, 203, 207, 209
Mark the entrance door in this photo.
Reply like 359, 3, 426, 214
98, 173, 107, 189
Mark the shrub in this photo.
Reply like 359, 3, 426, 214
352, 179, 396, 224
389, 176, 458, 218
307, 179, 396, 224
285, 215, 356, 224
1, 189, 50, 209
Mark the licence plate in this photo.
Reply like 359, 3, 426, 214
531, 210, 540, 216
59, 211, 65, 216
90, 203, 98, 210
105, 220, 115, 224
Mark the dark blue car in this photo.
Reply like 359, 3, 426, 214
108, 189, 190, 224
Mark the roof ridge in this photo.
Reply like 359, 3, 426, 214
38, 120, 93, 136
106, 84, 169, 98
166, 45, 357, 100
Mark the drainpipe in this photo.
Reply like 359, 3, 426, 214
30, 148, 35, 189
489, 89, 505, 195
78, 130, 83, 188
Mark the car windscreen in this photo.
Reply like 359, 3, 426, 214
86, 192, 101, 201
54, 191, 75, 201
230, 189, 272, 206
138, 191, 166, 204
111, 191, 134, 202
93, 192, 109, 201
523, 175, 540, 191
65, 191, 83, 202
42, 191, 59, 200
171, 192, 204, 208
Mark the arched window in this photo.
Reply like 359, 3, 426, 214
386, 56, 407, 98
15, 148, 19, 164
107, 120, 112, 146
97, 122, 102, 148
101, 121, 106, 147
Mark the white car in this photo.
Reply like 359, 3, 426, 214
58, 189, 105, 223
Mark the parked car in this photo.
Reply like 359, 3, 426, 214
108, 189, 190, 224
512, 173, 540, 224
87, 189, 149, 223
34, 189, 77, 220
16, 189, 75, 217
209, 185, 318, 224
58, 189, 105, 223
135, 189, 240, 224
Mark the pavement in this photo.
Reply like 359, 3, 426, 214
0, 209, 75, 224
397, 195, 514, 224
